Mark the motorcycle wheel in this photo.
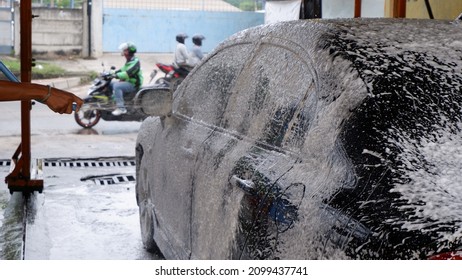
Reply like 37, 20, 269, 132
155, 77, 164, 84
74, 104, 101, 128
170, 77, 184, 93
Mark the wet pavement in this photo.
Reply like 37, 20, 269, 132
22, 157, 154, 260
0, 53, 171, 260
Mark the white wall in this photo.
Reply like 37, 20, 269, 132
361, 0, 386, 17
322, 0, 386, 18
323, 0, 355, 18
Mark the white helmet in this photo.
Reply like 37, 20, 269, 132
118, 42, 137, 54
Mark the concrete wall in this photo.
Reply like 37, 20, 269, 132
406, 0, 462, 20
0, 4, 14, 55
82, 0, 103, 57
323, 0, 462, 19
14, 6, 83, 58
12, 0, 264, 58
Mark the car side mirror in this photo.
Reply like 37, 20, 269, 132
135, 87, 172, 117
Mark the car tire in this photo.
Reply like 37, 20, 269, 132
139, 199, 162, 254
74, 104, 101, 128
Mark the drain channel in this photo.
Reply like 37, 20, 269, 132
43, 157, 135, 168
2, 157, 137, 187
80, 173, 136, 185
2, 157, 136, 168
44, 157, 137, 186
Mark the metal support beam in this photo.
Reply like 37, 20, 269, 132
354, 0, 362, 18
5, 0, 43, 193
394, 0, 406, 18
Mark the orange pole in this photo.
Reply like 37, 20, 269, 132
20, 0, 32, 181
394, 0, 406, 18
6, 0, 43, 193
355, 0, 362, 18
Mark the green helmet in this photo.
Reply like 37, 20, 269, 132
119, 42, 137, 54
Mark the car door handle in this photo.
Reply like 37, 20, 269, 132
230, 175, 255, 195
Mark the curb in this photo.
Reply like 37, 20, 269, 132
32, 76, 82, 90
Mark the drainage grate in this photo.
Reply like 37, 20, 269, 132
44, 157, 135, 168
2, 157, 136, 186
80, 173, 136, 185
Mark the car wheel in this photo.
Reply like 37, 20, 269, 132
139, 199, 161, 254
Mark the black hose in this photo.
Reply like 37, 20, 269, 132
424, 0, 434, 19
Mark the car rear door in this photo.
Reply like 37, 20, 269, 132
171, 37, 317, 259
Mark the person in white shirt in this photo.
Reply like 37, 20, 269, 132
174, 33, 190, 67
189, 34, 205, 67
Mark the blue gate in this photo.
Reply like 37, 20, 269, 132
102, 1, 265, 53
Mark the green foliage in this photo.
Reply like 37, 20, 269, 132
240, 1, 256, 11
224, 0, 241, 8
0, 57, 67, 79
1, 57, 20, 73
32, 62, 67, 79
224, 0, 262, 11
32, 0, 84, 9
86, 71, 99, 81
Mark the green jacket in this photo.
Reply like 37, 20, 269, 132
115, 56, 143, 88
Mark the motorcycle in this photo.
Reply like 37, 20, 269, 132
74, 68, 170, 128
149, 62, 191, 92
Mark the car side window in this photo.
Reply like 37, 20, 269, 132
174, 43, 254, 122
174, 39, 315, 152
223, 40, 316, 152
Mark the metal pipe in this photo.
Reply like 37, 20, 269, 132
0, 61, 20, 82
87, 0, 92, 57
20, 0, 32, 183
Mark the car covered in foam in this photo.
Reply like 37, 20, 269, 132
135, 18, 462, 259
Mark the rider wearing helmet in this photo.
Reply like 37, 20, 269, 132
189, 34, 205, 67
111, 42, 143, 116
174, 33, 189, 67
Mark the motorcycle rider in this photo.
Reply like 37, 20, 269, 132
110, 42, 143, 116
173, 33, 192, 77
189, 34, 205, 67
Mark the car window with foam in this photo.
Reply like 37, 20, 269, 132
175, 39, 315, 152
174, 43, 253, 124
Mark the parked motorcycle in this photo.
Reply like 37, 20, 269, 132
74, 69, 170, 128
